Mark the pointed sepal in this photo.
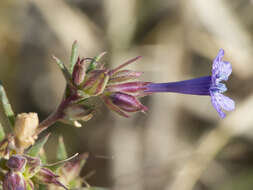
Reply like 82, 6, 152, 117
69, 41, 78, 74
26, 134, 50, 157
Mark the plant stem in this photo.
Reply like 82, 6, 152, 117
34, 94, 79, 136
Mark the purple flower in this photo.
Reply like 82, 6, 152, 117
145, 49, 235, 118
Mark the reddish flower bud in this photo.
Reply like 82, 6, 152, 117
34, 168, 68, 190
72, 57, 87, 86
106, 82, 150, 97
102, 92, 148, 117
6, 155, 26, 172
3, 172, 26, 190
109, 70, 143, 83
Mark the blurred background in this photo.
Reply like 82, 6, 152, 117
1, 0, 253, 190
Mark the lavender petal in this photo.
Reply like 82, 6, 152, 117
212, 49, 232, 83
210, 92, 226, 118
213, 93, 235, 111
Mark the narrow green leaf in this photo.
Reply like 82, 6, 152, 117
26, 134, 50, 157
52, 56, 76, 89
0, 81, 15, 128
70, 41, 78, 74
39, 148, 47, 164
57, 136, 68, 160
0, 122, 5, 141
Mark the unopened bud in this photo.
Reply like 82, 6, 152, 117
3, 172, 26, 190
72, 57, 87, 86
106, 82, 150, 96
109, 70, 143, 83
82, 70, 109, 96
102, 92, 147, 117
6, 155, 26, 172
14, 113, 39, 150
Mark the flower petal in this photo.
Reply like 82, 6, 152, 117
213, 93, 235, 111
213, 49, 224, 64
212, 49, 232, 83
210, 92, 226, 119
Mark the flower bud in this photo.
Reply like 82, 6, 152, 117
109, 70, 143, 83
3, 172, 26, 190
82, 70, 109, 96
6, 155, 26, 172
34, 168, 68, 190
102, 92, 147, 117
106, 82, 150, 97
72, 57, 87, 86
14, 113, 39, 150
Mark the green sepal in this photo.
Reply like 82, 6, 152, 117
57, 136, 68, 161
86, 52, 106, 73
70, 41, 78, 74
52, 55, 76, 89
26, 134, 50, 157
0, 122, 5, 141
0, 81, 15, 128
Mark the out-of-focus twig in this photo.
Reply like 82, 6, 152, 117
170, 94, 253, 190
